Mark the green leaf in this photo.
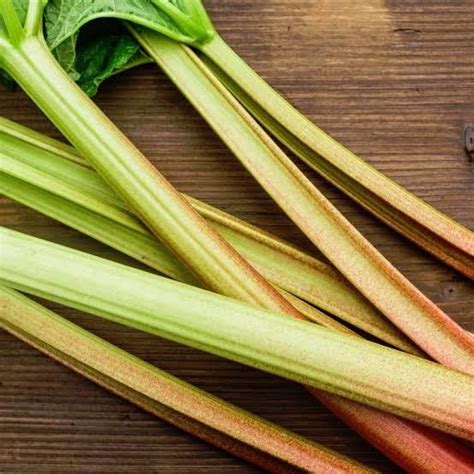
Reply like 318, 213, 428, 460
52, 33, 80, 81
10, 0, 29, 27
50, 20, 151, 96
44, 0, 208, 50
75, 32, 145, 96
4, 1, 213, 94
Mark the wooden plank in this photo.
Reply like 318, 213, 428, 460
1, 1, 472, 471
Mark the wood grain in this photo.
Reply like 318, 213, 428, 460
1, 1, 473, 472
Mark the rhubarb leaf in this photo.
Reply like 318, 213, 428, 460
38, 1, 215, 95
44, 0, 213, 50
75, 31, 146, 96
52, 34, 80, 81
11, 0, 29, 25
51, 20, 151, 96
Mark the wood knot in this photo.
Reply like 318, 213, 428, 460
464, 125, 474, 161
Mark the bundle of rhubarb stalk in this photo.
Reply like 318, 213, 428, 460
1, 1, 473, 472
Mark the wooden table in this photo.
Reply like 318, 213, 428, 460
1, 1, 473, 472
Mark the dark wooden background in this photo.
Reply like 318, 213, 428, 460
1, 1, 473, 472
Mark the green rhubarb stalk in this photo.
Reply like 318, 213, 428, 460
0, 117, 418, 351
48, 0, 470, 367
0, 165, 388, 339
0, 0, 301, 318
1, 228, 474, 442
1, 287, 371, 473
123, 29, 474, 373
196, 18, 474, 280
5, 0, 472, 462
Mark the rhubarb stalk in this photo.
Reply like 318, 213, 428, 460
0, 286, 370, 473
1, 228, 473, 442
